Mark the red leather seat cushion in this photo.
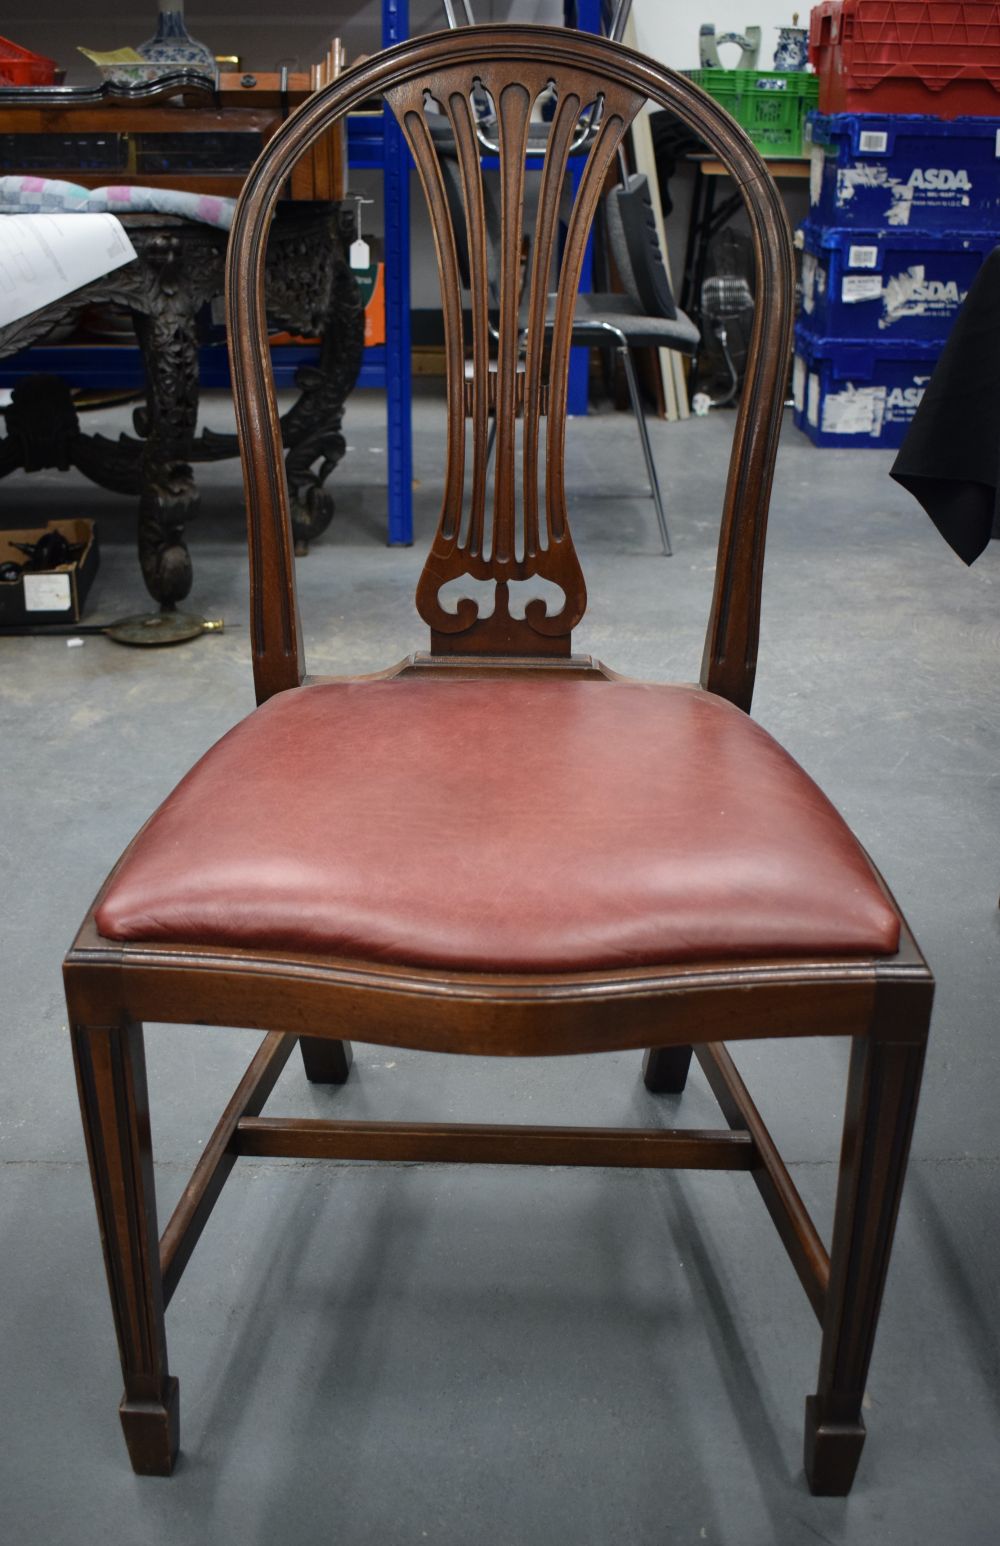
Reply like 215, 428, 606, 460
96, 679, 900, 971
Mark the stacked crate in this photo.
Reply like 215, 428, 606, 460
793, 1, 1000, 448
687, 67, 819, 158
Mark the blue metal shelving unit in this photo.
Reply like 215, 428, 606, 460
379, 0, 414, 545
565, 0, 602, 416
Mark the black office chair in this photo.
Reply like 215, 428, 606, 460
434, 122, 698, 556
555, 171, 700, 554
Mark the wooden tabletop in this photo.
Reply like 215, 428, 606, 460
694, 157, 811, 179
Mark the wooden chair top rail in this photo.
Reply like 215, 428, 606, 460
226, 25, 794, 708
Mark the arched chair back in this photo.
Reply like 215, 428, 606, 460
226, 25, 793, 707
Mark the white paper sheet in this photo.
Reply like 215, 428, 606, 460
0, 213, 137, 328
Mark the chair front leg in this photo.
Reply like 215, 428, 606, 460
805, 1015, 929, 1495
71, 1018, 178, 1476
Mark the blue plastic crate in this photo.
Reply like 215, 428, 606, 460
799, 221, 995, 341
792, 325, 942, 448
806, 112, 1000, 231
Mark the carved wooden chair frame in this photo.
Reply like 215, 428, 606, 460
64, 25, 932, 1497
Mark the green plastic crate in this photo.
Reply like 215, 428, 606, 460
688, 69, 819, 158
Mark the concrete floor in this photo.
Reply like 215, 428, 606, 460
1, 388, 998, 1545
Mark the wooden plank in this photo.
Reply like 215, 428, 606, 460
0, 106, 274, 133
624, 13, 688, 422
235, 1117, 756, 1170
697, 158, 810, 179
696, 1042, 830, 1321
159, 1030, 296, 1307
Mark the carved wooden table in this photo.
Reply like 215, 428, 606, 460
0, 57, 362, 606
0, 206, 364, 605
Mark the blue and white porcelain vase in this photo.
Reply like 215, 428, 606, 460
773, 26, 809, 72
138, 3, 215, 75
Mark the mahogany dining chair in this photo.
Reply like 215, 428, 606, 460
64, 24, 933, 1497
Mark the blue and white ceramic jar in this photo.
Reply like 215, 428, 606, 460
773, 26, 809, 72
138, 4, 215, 75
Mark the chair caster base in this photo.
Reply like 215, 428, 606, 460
803, 1395, 866, 1496
120, 1377, 180, 1476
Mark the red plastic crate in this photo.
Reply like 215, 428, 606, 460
0, 35, 57, 86
810, 1, 1000, 117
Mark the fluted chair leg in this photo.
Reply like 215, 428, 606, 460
71, 1017, 178, 1476
805, 1019, 929, 1495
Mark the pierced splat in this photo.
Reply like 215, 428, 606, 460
386, 62, 644, 657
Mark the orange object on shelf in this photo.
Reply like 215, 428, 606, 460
0, 35, 57, 86
360, 262, 385, 348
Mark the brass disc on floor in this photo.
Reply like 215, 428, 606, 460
105, 611, 223, 646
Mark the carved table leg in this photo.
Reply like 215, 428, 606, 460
0, 373, 80, 479
130, 234, 208, 608
280, 242, 365, 556
0, 373, 143, 494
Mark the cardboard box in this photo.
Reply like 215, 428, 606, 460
0, 519, 99, 625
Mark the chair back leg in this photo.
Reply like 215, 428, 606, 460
70, 1017, 179, 1476
642, 1045, 693, 1093
299, 1036, 354, 1084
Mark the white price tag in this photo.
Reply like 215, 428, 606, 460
821, 385, 886, 437
349, 237, 371, 270
801, 251, 816, 313
858, 130, 888, 154
809, 144, 824, 206
24, 572, 71, 611
792, 354, 805, 413
807, 372, 820, 428
848, 245, 879, 269
842, 275, 883, 303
